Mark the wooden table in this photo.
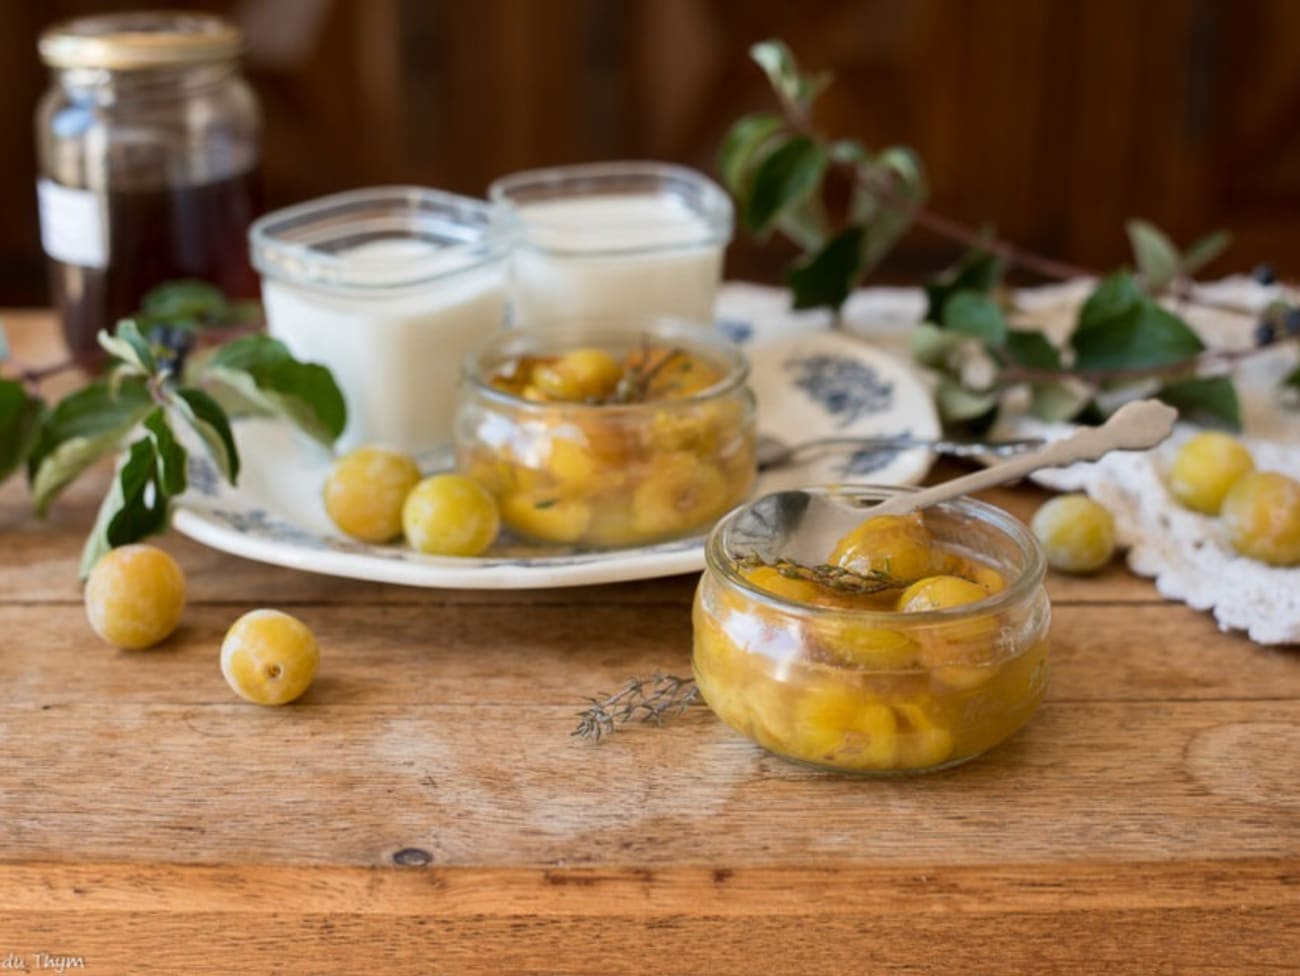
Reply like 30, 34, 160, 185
2, 312, 1298, 974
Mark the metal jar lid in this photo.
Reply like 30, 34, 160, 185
39, 11, 243, 71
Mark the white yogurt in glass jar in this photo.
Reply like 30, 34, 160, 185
250, 187, 514, 455
490, 162, 732, 327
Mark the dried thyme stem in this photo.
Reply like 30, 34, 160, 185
739, 553, 909, 595
573, 673, 703, 741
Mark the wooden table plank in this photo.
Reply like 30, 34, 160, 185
4, 859, 1298, 915
3, 905, 1295, 975
2, 701, 1298, 867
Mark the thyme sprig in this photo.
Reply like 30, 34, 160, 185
572, 673, 703, 741
738, 553, 908, 595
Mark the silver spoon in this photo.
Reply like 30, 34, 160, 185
732, 399, 1178, 565
756, 433, 1045, 471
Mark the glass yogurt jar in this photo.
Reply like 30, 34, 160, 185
693, 487, 1051, 774
250, 187, 514, 454
455, 319, 756, 549
488, 162, 733, 327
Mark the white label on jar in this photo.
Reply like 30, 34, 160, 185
37, 178, 107, 269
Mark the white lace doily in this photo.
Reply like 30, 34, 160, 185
717, 277, 1300, 645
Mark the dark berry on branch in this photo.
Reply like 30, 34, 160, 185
1252, 264, 1277, 286
1254, 319, 1276, 346
147, 323, 196, 373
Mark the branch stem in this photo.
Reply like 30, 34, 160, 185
4, 356, 80, 390
848, 161, 1267, 322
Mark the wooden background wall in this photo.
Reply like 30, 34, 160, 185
2, 0, 1299, 303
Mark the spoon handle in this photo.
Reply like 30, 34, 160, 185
867, 399, 1179, 517
757, 434, 1044, 470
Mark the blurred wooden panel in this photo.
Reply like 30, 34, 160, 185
2, 0, 1300, 304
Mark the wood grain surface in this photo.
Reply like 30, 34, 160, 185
1, 313, 1297, 974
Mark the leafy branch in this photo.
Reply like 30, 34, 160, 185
0, 281, 347, 577
721, 40, 1300, 431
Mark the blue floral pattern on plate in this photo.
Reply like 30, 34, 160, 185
783, 354, 894, 429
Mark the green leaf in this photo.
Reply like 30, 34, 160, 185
909, 322, 965, 369
743, 136, 827, 237
1126, 219, 1181, 292
935, 377, 999, 422
1072, 287, 1205, 372
923, 248, 1003, 323
749, 40, 830, 113
751, 40, 800, 97
1285, 362, 1300, 391
171, 387, 240, 483
0, 379, 45, 484
1005, 329, 1062, 370
132, 281, 262, 335
98, 319, 157, 375
718, 112, 786, 195
1181, 230, 1231, 275
201, 335, 347, 446
79, 437, 170, 579
28, 378, 154, 515
141, 280, 227, 320
142, 408, 188, 496
788, 225, 868, 311
1077, 271, 1143, 331
829, 139, 868, 164
1030, 380, 1092, 422
1154, 375, 1241, 430
942, 291, 1007, 346
850, 146, 927, 273
775, 193, 831, 251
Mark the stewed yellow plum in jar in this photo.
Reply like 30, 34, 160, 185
693, 488, 1051, 774
454, 322, 756, 548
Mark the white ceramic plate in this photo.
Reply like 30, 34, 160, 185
172, 327, 939, 588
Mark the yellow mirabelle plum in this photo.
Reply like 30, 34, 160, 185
532, 348, 623, 401
897, 575, 991, 613
402, 474, 500, 557
220, 609, 318, 706
786, 683, 898, 770
898, 575, 1000, 689
631, 452, 729, 538
323, 446, 421, 543
1030, 494, 1116, 574
501, 493, 592, 544
84, 544, 186, 650
893, 702, 956, 769
1221, 471, 1300, 566
828, 512, 936, 583
1167, 432, 1255, 515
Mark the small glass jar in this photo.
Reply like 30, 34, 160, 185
250, 187, 515, 455
488, 162, 733, 328
694, 486, 1051, 774
455, 320, 756, 549
36, 12, 261, 364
